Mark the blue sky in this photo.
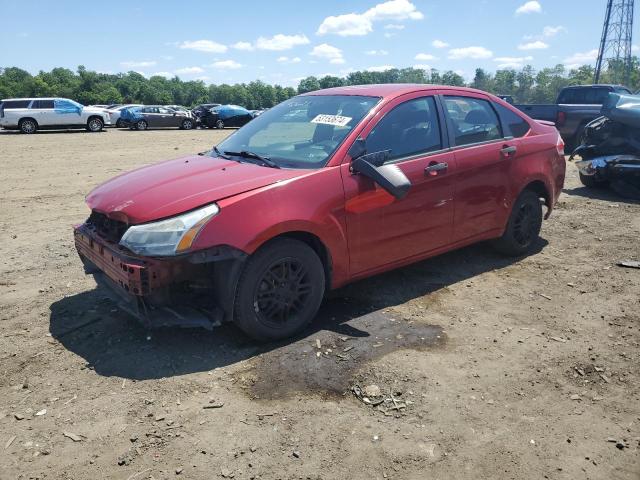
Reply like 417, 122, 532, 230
1, 0, 633, 86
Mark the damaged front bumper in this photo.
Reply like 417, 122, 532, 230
73, 224, 246, 330
575, 155, 640, 182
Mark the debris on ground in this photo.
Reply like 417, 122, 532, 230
617, 261, 640, 269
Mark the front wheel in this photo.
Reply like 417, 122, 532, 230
86, 117, 103, 132
492, 190, 543, 256
233, 239, 325, 342
215, 119, 224, 129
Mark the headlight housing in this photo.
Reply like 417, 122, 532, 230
119, 203, 219, 256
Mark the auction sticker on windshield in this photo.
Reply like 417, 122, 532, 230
311, 114, 352, 127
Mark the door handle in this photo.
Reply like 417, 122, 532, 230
425, 162, 448, 176
501, 145, 517, 157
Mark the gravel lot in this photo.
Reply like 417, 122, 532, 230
0, 127, 638, 480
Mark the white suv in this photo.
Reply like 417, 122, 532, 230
0, 98, 111, 134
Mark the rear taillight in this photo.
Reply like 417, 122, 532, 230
556, 111, 566, 126
556, 133, 565, 156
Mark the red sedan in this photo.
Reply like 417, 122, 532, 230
74, 84, 566, 341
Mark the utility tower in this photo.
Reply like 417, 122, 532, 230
594, 0, 635, 85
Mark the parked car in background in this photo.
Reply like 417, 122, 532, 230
497, 95, 514, 105
514, 84, 632, 150
250, 109, 267, 117
74, 84, 565, 341
108, 104, 143, 127
201, 104, 254, 129
192, 103, 221, 121
122, 105, 195, 130
0, 97, 111, 133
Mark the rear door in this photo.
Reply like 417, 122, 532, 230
441, 94, 516, 242
31, 99, 55, 126
342, 92, 456, 275
157, 107, 176, 127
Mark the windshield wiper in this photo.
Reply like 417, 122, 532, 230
213, 145, 230, 159
223, 150, 280, 169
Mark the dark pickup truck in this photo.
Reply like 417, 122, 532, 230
515, 85, 632, 150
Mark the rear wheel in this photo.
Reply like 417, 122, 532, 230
136, 120, 148, 131
86, 117, 103, 132
116, 119, 124, 128
19, 118, 38, 134
181, 118, 194, 130
215, 119, 224, 129
492, 190, 543, 256
233, 239, 325, 342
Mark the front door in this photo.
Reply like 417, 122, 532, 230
341, 94, 456, 276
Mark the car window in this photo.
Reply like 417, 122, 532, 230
158, 107, 171, 114
443, 96, 502, 147
614, 87, 631, 94
218, 94, 380, 169
366, 96, 442, 161
494, 103, 530, 138
31, 100, 54, 109
3, 100, 31, 109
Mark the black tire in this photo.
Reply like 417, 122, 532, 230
116, 119, 124, 128
233, 239, 325, 342
579, 171, 602, 188
492, 190, 543, 256
215, 119, 224, 129
136, 120, 148, 131
86, 117, 103, 132
19, 118, 38, 134
181, 118, 194, 130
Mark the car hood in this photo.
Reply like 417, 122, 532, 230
86, 155, 309, 224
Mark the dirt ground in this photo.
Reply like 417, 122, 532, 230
0, 127, 638, 480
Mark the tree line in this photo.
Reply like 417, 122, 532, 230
1, 59, 637, 109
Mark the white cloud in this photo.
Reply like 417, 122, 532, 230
277, 56, 302, 64
310, 43, 345, 64
384, 32, 397, 38
413, 64, 432, 70
366, 65, 395, 72
518, 40, 549, 50
160, 55, 174, 61
317, 0, 422, 36
564, 49, 598, 66
174, 66, 205, 75
494, 56, 533, 69
542, 25, 566, 37
515, 1, 542, 15
632, 44, 639, 52
415, 53, 437, 61
432, 40, 449, 49
178, 40, 227, 53
317, 13, 373, 37
232, 41, 254, 51
151, 71, 173, 78
121, 60, 157, 68
448, 46, 493, 59
256, 34, 309, 51
365, 49, 389, 55
211, 60, 242, 69
384, 23, 405, 30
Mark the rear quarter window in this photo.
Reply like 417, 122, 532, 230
494, 103, 530, 138
2, 100, 31, 109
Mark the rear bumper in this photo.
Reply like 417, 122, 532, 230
73, 224, 246, 329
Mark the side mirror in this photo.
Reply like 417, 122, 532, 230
352, 151, 411, 200
347, 137, 367, 160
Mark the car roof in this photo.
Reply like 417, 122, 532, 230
562, 84, 626, 89
300, 84, 489, 100
1, 97, 61, 101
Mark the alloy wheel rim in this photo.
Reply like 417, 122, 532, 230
138, 121, 146, 130
89, 120, 100, 131
253, 258, 313, 328
23, 121, 35, 133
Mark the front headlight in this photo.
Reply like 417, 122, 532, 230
119, 203, 219, 256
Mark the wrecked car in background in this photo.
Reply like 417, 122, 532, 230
572, 93, 640, 200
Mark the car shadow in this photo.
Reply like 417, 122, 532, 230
49, 239, 547, 381
563, 185, 640, 204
